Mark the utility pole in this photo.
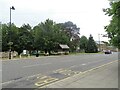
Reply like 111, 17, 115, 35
9, 6, 15, 59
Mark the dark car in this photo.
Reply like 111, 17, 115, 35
104, 50, 112, 54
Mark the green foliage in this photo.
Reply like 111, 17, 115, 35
104, 1, 120, 49
2, 19, 80, 55
15, 24, 34, 55
59, 21, 80, 52
85, 35, 98, 53
2, 23, 19, 51
2, 24, 9, 51
79, 36, 88, 51
33, 19, 69, 54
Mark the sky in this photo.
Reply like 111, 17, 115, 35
0, 0, 112, 41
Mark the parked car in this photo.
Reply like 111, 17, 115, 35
104, 50, 112, 54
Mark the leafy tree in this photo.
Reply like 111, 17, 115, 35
15, 24, 34, 55
2, 20, 80, 55
32, 24, 43, 51
33, 19, 69, 54
80, 35, 88, 52
103, 1, 120, 49
2, 23, 19, 52
59, 21, 80, 52
0, 22, 2, 52
2, 23, 9, 51
85, 35, 98, 53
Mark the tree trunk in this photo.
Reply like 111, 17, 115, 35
29, 50, 32, 56
45, 49, 47, 54
18, 52, 21, 56
48, 50, 51, 55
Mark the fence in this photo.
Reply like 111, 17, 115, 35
0, 51, 18, 58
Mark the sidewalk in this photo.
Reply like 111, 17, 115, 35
1, 56, 36, 61
1, 55, 61, 61
42, 61, 118, 88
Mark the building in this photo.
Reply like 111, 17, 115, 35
96, 41, 118, 52
58, 44, 70, 55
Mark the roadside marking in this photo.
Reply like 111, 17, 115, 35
35, 76, 58, 87
2, 60, 118, 87
82, 60, 118, 74
40, 60, 118, 88
1, 80, 15, 85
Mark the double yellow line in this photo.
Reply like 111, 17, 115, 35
40, 60, 118, 88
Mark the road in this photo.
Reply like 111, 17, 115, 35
2, 52, 118, 88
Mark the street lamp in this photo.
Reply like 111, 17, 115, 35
98, 34, 102, 51
98, 34, 108, 52
9, 6, 15, 59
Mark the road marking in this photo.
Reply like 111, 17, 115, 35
35, 76, 58, 87
1, 80, 15, 85
82, 60, 118, 74
27, 74, 42, 79
82, 64, 86, 65
22, 63, 51, 68
40, 60, 118, 88
2, 74, 45, 86
54, 68, 80, 76
2, 60, 118, 87
69, 63, 86, 69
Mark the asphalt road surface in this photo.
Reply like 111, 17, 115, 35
2, 52, 118, 88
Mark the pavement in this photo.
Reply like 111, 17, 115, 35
41, 60, 118, 88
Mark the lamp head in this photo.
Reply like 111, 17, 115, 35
11, 6, 15, 10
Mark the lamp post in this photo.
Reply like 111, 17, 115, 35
9, 6, 15, 59
98, 34, 101, 51
98, 34, 108, 52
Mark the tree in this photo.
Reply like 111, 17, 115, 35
33, 19, 69, 54
2, 23, 9, 51
103, 1, 120, 49
2, 20, 79, 55
15, 24, 34, 55
59, 21, 80, 52
79, 36, 88, 52
2, 23, 19, 52
85, 35, 98, 53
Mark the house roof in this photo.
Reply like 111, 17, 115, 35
59, 44, 69, 49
